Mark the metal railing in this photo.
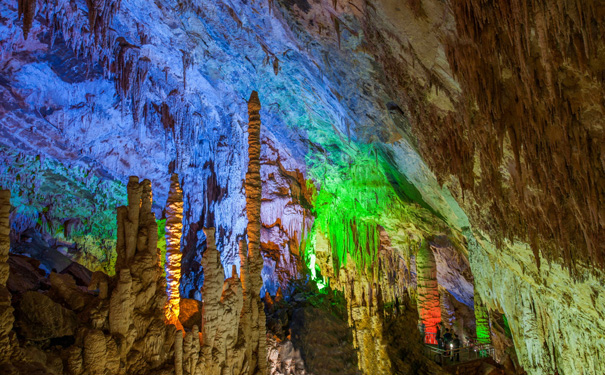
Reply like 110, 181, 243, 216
423, 343, 495, 365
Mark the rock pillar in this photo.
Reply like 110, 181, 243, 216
474, 292, 491, 344
110, 177, 167, 373
165, 173, 184, 325
416, 240, 441, 344
241, 91, 268, 375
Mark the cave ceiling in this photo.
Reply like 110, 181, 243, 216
2, 0, 603, 272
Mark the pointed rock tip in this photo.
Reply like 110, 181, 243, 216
248, 91, 261, 110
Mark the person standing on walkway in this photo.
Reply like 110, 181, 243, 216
452, 334, 461, 362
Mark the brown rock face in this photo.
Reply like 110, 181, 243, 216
0, 190, 14, 364
390, 0, 605, 271
18, 290, 78, 340
165, 173, 184, 326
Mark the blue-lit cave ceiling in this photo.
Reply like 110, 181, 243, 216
1, 0, 604, 374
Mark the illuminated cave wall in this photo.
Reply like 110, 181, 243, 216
1, 0, 604, 374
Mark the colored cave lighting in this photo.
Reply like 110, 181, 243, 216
474, 294, 492, 344
301, 139, 443, 293
417, 241, 441, 345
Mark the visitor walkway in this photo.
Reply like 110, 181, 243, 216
422, 343, 495, 366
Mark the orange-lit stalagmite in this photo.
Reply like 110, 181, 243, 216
416, 240, 442, 345
165, 173, 184, 325
241, 91, 268, 375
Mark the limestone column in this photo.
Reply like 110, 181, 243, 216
474, 292, 491, 344
242, 91, 268, 375
110, 177, 167, 373
0, 190, 14, 363
416, 240, 441, 344
165, 174, 183, 325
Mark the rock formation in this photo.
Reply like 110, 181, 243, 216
0, 171, 276, 374
474, 292, 491, 344
2, 0, 604, 374
165, 173, 184, 326
0, 190, 14, 368
198, 228, 243, 374
241, 90, 268, 375
416, 240, 442, 345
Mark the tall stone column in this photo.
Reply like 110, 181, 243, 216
416, 240, 441, 344
474, 292, 491, 344
110, 177, 168, 373
241, 91, 268, 375
165, 174, 184, 325
0, 190, 14, 363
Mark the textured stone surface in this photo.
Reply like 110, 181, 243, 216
0, 190, 14, 364
241, 91, 268, 375
18, 290, 78, 340
416, 240, 442, 344
165, 173, 184, 326
470, 231, 605, 375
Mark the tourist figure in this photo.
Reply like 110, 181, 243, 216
436, 323, 442, 348
453, 334, 461, 362
443, 328, 453, 356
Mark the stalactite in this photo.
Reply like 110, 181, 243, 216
165, 173, 184, 326
437, 0, 605, 271
241, 90, 268, 375
17, 0, 36, 39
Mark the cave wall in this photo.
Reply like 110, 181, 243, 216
469, 230, 605, 375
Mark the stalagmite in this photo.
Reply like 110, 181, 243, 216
474, 291, 491, 344
199, 227, 224, 373
109, 176, 168, 373
241, 90, 268, 375
109, 268, 133, 336
83, 329, 107, 375
175, 330, 183, 375
416, 240, 441, 344
165, 173, 184, 325
0, 190, 14, 365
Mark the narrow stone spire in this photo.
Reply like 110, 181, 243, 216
416, 239, 442, 345
242, 90, 268, 375
165, 173, 184, 325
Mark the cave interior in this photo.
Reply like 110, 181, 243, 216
0, 0, 604, 374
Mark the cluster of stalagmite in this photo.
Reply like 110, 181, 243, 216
165, 173, 184, 326
416, 240, 442, 344
0, 190, 14, 367
0, 92, 271, 374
